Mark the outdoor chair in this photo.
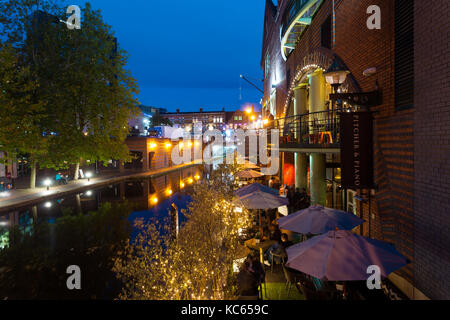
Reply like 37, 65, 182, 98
282, 265, 301, 297
270, 250, 286, 274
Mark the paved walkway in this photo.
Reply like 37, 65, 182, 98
0, 160, 203, 213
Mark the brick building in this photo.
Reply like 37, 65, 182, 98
161, 108, 227, 133
261, 0, 449, 299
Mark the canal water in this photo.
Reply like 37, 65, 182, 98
0, 165, 208, 299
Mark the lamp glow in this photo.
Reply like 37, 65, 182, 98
151, 196, 158, 205
180, 182, 185, 189
43, 179, 52, 190
85, 171, 93, 182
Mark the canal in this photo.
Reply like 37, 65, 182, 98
0, 165, 208, 299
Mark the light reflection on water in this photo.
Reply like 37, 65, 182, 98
0, 165, 206, 249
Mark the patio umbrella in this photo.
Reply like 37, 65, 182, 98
285, 230, 409, 281
236, 170, 264, 179
234, 190, 289, 210
278, 205, 364, 235
243, 161, 260, 170
234, 182, 279, 198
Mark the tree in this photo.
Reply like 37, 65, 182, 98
40, 3, 140, 179
0, 1, 140, 186
114, 164, 251, 300
0, 44, 50, 188
0, 202, 132, 299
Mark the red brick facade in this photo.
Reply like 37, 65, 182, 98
413, 0, 450, 300
262, 0, 449, 299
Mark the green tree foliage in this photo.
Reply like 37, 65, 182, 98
0, 44, 49, 187
114, 164, 251, 300
0, 1, 140, 186
0, 202, 132, 299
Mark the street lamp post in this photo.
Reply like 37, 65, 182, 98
324, 59, 350, 108
86, 171, 93, 182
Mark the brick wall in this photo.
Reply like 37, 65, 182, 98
413, 0, 450, 300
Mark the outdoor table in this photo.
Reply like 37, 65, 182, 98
244, 238, 277, 252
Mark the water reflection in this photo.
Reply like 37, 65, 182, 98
0, 165, 206, 250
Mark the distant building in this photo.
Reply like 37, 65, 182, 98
226, 106, 261, 130
128, 106, 168, 137
161, 108, 227, 133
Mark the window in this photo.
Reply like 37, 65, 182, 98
321, 15, 332, 49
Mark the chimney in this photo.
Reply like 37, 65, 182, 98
200, 108, 203, 113
176, 109, 180, 113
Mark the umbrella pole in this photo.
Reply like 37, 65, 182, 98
259, 209, 263, 238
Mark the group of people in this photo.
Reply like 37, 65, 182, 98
55, 172, 69, 185
0, 175, 14, 192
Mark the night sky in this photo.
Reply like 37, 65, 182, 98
76, 0, 265, 112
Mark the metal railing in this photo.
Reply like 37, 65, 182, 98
267, 110, 341, 147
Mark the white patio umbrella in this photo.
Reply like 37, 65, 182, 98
243, 161, 260, 170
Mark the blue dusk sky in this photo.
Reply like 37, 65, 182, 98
75, 0, 265, 112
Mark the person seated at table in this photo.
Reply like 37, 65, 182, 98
236, 260, 259, 297
56, 172, 68, 185
246, 253, 265, 285
263, 233, 292, 266
268, 223, 282, 242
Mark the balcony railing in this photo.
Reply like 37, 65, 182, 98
267, 110, 341, 148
